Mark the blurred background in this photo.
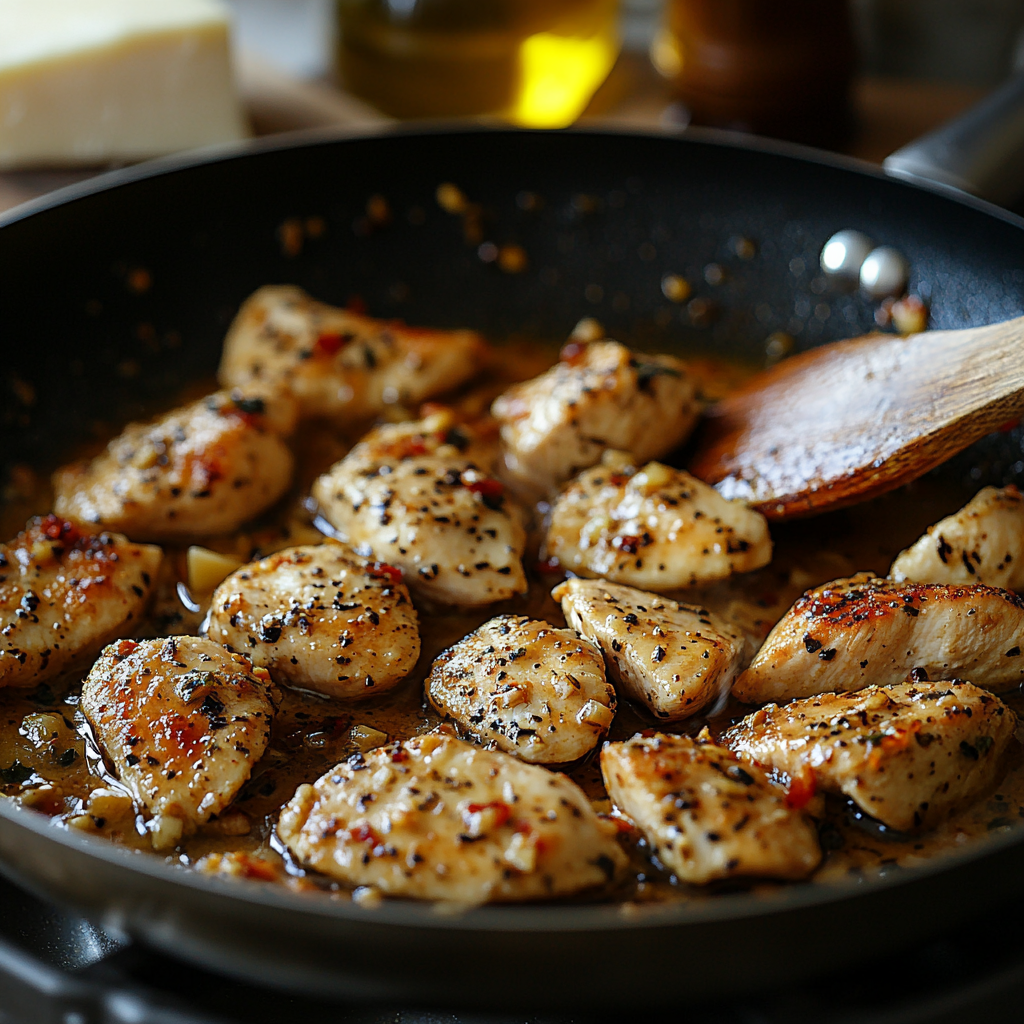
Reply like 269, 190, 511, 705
3, 0, 1024, 211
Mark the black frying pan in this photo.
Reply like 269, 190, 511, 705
2, 125, 1024, 1009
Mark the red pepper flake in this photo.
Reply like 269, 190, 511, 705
535, 557, 562, 575
608, 473, 630, 487
466, 801, 511, 829
314, 331, 346, 356
998, 418, 1021, 434
465, 477, 503, 500
38, 514, 81, 545
326, 716, 351, 739
615, 535, 640, 554
559, 340, 588, 365
395, 437, 429, 459
368, 562, 403, 584
348, 822, 380, 845
390, 747, 409, 763
785, 767, 816, 810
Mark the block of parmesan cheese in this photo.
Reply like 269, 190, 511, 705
0, 0, 247, 169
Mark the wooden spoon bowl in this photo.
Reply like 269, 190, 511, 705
688, 316, 1024, 520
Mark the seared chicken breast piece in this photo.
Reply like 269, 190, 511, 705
426, 614, 615, 763
733, 573, 1024, 704
82, 636, 276, 849
891, 486, 1024, 589
554, 579, 746, 721
53, 389, 296, 542
543, 452, 771, 591
0, 515, 161, 689
491, 340, 698, 495
219, 285, 487, 423
277, 731, 626, 902
724, 680, 1017, 831
311, 411, 527, 606
602, 733, 821, 883
206, 542, 420, 700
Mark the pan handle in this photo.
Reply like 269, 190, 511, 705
883, 72, 1024, 208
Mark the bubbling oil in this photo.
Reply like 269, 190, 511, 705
335, 0, 620, 127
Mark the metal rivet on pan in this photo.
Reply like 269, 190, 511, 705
860, 246, 909, 299
820, 229, 874, 279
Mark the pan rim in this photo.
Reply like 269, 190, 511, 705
3, 794, 1022, 933
1, 122, 1022, 235
2, 124, 1024, 939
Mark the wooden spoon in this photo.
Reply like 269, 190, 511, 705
688, 316, 1024, 520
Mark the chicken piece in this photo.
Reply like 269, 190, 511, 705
426, 615, 615, 763
81, 636, 276, 849
311, 411, 527, 606
733, 573, 1024, 704
543, 451, 771, 591
0, 515, 161, 689
277, 731, 626, 902
601, 733, 821, 883
218, 285, 487, 423
554, 579, 745, 721
891, 486, 1024, 589
53, 389, 296, 542
491, 340, 698, 495
724, 680, 1018, 831
206, 542, 419, 700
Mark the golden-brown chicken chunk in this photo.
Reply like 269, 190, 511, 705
0, 515, 161, 689
426, 615, 615, 763
81, 636, 276, 849
206, 542, 419, 700
891, 486, 1024, 589
491, 340, 698, 496
733, 573, 1024, 704
602, 733, 821, 883
277, 731, 626, 902
53, 389, 296, 542
554, 579, 746, 721
311, 411, 527, 607
218, 285, 487, 423
724, 680, 1018, 831
543, 452, 771, 591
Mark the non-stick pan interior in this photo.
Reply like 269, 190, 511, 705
2, 127, 1024, 1005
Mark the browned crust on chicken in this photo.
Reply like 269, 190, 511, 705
82, 636, 276, 849
206, 543, 420, 700
724, 680, 1018, 831
53, 389, 296, 542
492, 340, 698, 495
0, 515, 161, 689
542, 452, 771, 591
311, 412, 527, 606
277, 731, 626, 902
554, 578, 746, 721
219, 285, 488, 423
733, 573, 1024, 703
602, 733, 821, 883
426, 614, 615, 763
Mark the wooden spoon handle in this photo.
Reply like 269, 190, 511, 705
689, 315, 1024, 519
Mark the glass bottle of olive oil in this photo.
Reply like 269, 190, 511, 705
336, 0, 621, 127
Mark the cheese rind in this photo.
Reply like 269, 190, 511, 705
0, 0, 247, 168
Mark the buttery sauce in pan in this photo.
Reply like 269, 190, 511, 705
1, 344, 1022, 906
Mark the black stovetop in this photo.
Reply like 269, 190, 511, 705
3, 871, 1024, 1024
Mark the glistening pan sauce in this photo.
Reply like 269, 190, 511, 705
1, 338, 1022, 907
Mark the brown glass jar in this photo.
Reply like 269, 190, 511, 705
652, 0, 856, 146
